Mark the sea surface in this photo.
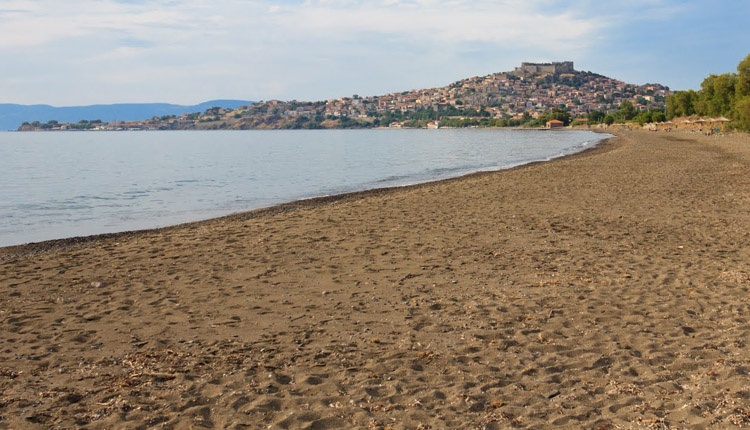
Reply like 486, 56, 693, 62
0, 129, 609, 246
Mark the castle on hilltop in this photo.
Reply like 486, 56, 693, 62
513, 61, 575, 75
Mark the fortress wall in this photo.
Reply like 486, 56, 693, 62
515, 61, 574, 75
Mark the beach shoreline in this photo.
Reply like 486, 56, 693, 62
2, 130, 750, 429
0, 130, 613, 259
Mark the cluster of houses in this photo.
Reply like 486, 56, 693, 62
229, 62, 671, 126
20, 62, 675, 131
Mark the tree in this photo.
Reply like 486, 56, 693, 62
634, 111, 653, 125
735, 97, 750, 130
603, 115, 615, 125
699, 73, 736, 116
547, 108, 571, 125
737, 54, 750, 98
618, 101, 637, 120
587, 110, 606, 123
666, 90, 697, 118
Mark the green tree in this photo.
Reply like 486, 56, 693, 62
587, 110, 606, 123
736, 54, 750, 98
698, 73, 736, 116
735, 97, 750, 129
666, 90, 698, 118
547, 108, 571, 125
618, 101, 637, 120
634, 111, 653, 125
603, 115, 615, 125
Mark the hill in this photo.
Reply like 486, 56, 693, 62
0, 100, 254, 131
183, 61, 671, 130
14, 61, 673, 130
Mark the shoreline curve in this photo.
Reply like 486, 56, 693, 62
0, 131, 616, 259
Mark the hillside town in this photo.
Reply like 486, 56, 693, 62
19, 62, 672, 131
315, 61, 669, 121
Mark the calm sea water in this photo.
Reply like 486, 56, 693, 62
0, 129, 608, 246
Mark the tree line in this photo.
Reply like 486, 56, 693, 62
666, 54, 750, 130
585, 101, 666, 126
20, 119, 104, 130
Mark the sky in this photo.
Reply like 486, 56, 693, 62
1, 0, 749, 106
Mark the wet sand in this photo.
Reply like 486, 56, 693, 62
2, 130, 750, 429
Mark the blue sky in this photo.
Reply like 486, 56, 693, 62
1, 0, 748, 105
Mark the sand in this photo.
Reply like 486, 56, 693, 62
2, 130, 750, 429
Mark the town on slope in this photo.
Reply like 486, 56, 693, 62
19, 62, 671, 131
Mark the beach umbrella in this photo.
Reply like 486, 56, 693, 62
714, 116, 732, 131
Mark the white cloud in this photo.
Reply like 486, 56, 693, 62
254, 0, 600, 49
88, 46, 147, 62
0, 0, 618, 104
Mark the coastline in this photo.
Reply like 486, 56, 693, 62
3, 130, 750, 429
0, 129, 609, 258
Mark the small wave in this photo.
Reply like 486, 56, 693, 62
376, 163, 498, 186
87, 196, 120, 201
376, 174, 411, 184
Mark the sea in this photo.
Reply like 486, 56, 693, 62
0, 129, 609, 247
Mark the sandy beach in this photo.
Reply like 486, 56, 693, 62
2, 130, 750, 429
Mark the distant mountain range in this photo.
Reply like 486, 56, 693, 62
0, 100, 254, 131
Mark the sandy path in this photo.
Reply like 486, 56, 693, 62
2, 130, 750, 429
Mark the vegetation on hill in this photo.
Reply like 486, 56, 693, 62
666, 54, 750, 130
